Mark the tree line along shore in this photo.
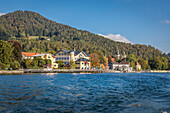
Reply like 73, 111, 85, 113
0, 40, 169, 72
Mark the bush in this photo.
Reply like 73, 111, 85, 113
0, 62, 5, 69
10, 61, 20, 70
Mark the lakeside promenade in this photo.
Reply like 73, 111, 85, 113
0, 69, 170, 75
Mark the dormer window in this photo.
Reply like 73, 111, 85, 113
79, 54, 83, 57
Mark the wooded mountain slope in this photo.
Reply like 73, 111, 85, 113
0, 10, 167, 59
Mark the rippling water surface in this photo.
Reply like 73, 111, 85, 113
0, 73, 170, 113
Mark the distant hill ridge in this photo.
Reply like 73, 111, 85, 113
0, 10, 167, 59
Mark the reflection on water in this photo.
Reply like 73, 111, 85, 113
0, 73, 170, 113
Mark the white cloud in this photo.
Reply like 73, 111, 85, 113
98, 33, 132, 44
0, 13, 5, 16
161, 20, 170, 24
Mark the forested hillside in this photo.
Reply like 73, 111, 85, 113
0, 10, 168, 59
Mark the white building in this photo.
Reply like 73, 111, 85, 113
108, 60, 132, 72
54, 47, 91, 69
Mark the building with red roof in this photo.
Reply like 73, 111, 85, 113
136, 62, 141, 70
22, 52, 39, 59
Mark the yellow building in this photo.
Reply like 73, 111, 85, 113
54, 49, 91, 69
75, 58, 91, 69
33, 53, 58, 69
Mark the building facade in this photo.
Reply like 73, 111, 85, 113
108, 60, 132, 71
75, 58, 90, 69
33, 53, 58, 69
54, 49, 91, 69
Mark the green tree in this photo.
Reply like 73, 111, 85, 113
138, 58, 146, 70
25, 59, 32, 68
0, 40, 14, 64
130, 61, 135, 70
44, 59, 52, 65
0, 62, 5, 69
8, 40, 22, 62
70, 60, 76, 69
47, 50, 56, 54
90, 53, 100, 67
127, 54, 136, 63
0, 25, 9, 41
32, 57, 45, 67
10, 60, 20, 70
96, 50, 106, 64
56, 60, 64, 68
149, 57, 162, 70
161, 57, 168, 70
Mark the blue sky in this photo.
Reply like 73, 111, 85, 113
0, 0, 170, 53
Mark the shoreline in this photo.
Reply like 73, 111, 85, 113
0, 69, 170, 75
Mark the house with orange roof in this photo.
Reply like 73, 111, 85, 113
136, 62, 141, 70
22, 52, 39, 59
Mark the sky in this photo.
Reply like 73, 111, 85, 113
0, 0, 170, 53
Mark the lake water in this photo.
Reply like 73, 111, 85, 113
0, 73, 170, 113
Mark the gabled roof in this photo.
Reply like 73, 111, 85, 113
76, 58, 90, 62
74, 51, 90, 57
74, 51, 81, 56
54, 49, 71, 56
136, 62, 141, 65
54, 49, 90, 57
82, 51, 90, 57
33, 53, 55, 57
120, 60, 129, 64
112, 61, 119, 64
22, 52, 39, 57
33, 54, 46, 57
62, 49, 72, 53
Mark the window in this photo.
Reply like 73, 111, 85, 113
48, 56, 50, 58
82, 63, 84, 65
64, 62, 68, 64
64, 57, 66, 60
64, 53, 66, 55
67, 57, 69, 60
59, 53, 60, 55
80, 54, 83, 57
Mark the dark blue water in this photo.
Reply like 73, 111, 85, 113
0, 73, 170, 113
